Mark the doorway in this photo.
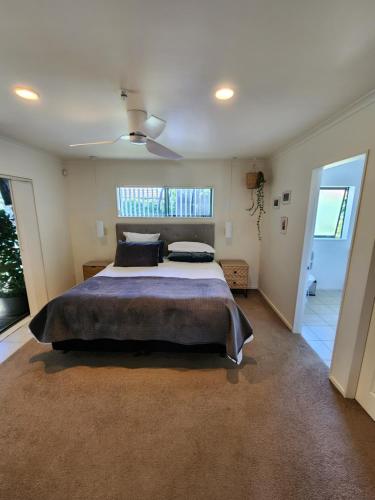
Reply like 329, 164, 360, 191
0, 177, 30, 333
294, 154, 367, 366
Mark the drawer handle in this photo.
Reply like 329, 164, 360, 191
233, 270, 237, 274
233, 281, 237, 285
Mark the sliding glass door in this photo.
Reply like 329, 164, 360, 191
0, 177, 30, 333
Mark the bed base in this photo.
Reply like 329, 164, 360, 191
52, 339, 227, 356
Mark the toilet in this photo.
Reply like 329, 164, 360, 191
306, 273, 317, 296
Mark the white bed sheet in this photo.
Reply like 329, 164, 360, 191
97, 259, 226, 281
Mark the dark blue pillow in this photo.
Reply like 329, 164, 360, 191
168, 252, 214, 263
115, 241, 160, 267
123, 238, 164, 263
156, 240, 165, 263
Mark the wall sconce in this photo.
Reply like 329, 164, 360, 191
225, 221, 233, 239
96, 220, 105, 239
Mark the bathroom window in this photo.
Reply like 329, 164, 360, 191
314, 187, 354, 239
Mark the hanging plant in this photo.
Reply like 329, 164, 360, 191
246, 172, 266, 240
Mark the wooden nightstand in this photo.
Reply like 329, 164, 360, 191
220, 259, 249, 297
82, 260, 112, 280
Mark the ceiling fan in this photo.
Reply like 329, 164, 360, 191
69, 90, 182, 160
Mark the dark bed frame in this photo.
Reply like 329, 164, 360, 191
52, 339, 226, 356
53, 223, 226, 356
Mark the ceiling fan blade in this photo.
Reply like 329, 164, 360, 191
146, 138, 182, 160
69, 136, 122, 147
141, 115, 166, 139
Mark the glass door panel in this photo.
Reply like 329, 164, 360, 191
0, 177, 30, 334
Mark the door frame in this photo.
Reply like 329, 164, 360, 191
293, 166, 322, 333
293, 153, 368, 379
354, 241, 375, 412
0, 173, 48, 316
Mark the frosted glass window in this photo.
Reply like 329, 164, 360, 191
314, 187, 350, 239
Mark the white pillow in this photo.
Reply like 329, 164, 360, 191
123, 231, 160, 242
168, 241, 215, 254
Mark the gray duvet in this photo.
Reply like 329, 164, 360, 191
29, 276, 253, 363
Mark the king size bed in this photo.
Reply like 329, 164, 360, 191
29, 223, 253, 364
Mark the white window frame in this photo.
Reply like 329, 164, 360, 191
116, 186, 214, 219
313, 186, 355, 240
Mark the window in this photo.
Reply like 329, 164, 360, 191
314, 187, 353, 239
116, 187, 213, 218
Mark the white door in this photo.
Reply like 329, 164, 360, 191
356, 301, 375, 420
10, 179, 48, 315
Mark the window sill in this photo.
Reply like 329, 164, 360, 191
313, 237, 348, 241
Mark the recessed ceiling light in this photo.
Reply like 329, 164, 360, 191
215, 88, 234, 100
14, 87, 40, 101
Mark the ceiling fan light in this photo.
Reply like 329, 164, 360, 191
120, 135, 130, 140
129, 132, 147, 145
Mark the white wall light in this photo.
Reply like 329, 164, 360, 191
96, 220, 105, 238
225, 221, 233, 239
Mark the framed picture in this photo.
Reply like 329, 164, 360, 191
282, 190, 292, 204
273, 197, 281, 209
280, 216, 288, 234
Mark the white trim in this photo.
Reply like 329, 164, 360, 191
293, 167, 322, 333
0, 173, 32, 182
0, 315, 31, 341
329, 155, 369, 397
329, 375, 346, 397
258, 288, 293, 331
9, 179, 49, 312
271, 89, 375, 159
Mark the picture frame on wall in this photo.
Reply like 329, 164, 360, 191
273, 197, 281, 209
282, 190, 292, 204
280, 216, 288, 234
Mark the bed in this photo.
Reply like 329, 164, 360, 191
29, 223, 253, 364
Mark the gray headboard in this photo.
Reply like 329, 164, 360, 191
116, 223, 215, 255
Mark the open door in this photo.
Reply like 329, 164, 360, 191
0, 178, 30, 333
10, 179, 48, 316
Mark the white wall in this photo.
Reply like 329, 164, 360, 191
312, 157, 364, 290
64, 158, 266, 287
0, 136, 75, 301
259, 93, 375, 397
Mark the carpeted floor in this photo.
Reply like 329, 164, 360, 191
0, 292, 374, 500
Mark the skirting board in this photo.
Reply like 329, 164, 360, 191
0, 315, 30, 341
329, 374, 347, 398
258, 288, 293, 331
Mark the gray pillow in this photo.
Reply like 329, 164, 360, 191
115, 241, 160, 267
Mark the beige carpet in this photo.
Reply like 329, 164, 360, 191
0, 292, 374, 500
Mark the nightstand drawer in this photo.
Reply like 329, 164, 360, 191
223, 267, 248, 281
82, 260, 112, 280
83, 266, 105, 280
219, 259, 249, 297
226, 278, 247, 289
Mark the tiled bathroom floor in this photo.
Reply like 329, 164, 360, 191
301, 289, 342, 367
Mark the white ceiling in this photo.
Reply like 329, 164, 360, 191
1, 0, 375, 160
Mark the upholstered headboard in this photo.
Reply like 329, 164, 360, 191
115, 223, 215, 255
